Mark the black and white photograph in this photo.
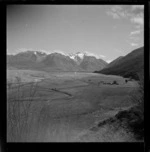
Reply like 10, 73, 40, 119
7, 5, 144, 142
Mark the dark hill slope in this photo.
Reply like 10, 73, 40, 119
106, 56, 123, 68
96, 47, 144, 80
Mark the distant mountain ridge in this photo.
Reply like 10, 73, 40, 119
95, 47, 144, 80
7, 50, 108, 72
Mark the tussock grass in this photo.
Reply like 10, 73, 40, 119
95, 73, 144, 141
7, 76, 38, 142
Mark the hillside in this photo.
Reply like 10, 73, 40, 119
41, 53, 81, 71
79, 56, 107, 72
106, 56, 123, 68
95, 47, 144, 80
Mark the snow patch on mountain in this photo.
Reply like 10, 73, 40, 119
69, 55, 76, 60
68, 51, 105, 61
76, 52, 85, 59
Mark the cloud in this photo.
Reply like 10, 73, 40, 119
131, 43, 138, 47
106, 5, 144, 28
130, 30, 141, 35
130, 36, 140, 41
15, 48, 32, 54
107, 11, 120, 19
52, 50, 67, 56
129, 18, 143, 45
131, 5, 144, 11
38, 49, 52, 54
17, 48, 29, 52
14, 48, 53, 55
106, 5, 128, 19
130, 15, 144, 25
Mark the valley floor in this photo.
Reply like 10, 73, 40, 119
7, 70, 141, 142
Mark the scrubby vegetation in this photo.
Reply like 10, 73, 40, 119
97, 72, 144, 141
7, 77, 38, 142
112, 80, 118, 85
115, 105, 144, 140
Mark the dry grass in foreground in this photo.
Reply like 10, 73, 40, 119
79, 73, 144, 142
7, 76, 38, 142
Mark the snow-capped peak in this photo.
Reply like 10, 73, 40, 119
68, 52, 84, 61
76, 52, 85, 59
69, 55, 76, 60
68, 51, 101, 60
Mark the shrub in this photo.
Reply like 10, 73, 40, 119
116, 72, 144, 140
7, 77, 38, 142
112, 80, 118, 85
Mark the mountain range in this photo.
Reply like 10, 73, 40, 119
95, 47, 144, 80
7, 50, 108, 72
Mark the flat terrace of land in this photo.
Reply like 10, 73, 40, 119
7, 69, 139, 142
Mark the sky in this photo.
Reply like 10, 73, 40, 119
7, 5, 144, 63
